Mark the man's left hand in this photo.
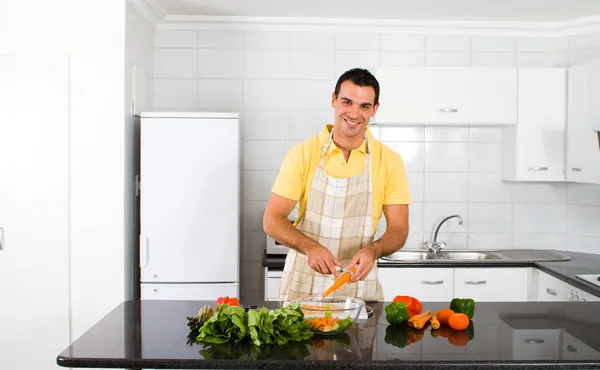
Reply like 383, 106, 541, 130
347, 245, 379, 282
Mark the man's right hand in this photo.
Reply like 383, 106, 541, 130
305, 244, 341, 277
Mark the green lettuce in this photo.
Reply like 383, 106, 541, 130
197, 304, 248, 344
247, 303, 313, 346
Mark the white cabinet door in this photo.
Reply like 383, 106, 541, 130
501, 68, 566, 182
566, 59, 600, 184
141, 283, 239, 300
0, 56, 70, 369
536, 271, 571, 301
265, 270, 283, 301
378, 267, 454, 302
454, 268, 529, 302
375, 66, 517, 125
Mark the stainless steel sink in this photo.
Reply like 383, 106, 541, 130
379, 249, 570, 264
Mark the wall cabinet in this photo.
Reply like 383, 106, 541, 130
566, 58, 600, 185
501, 68, 567, 182
374, 66, 518, 126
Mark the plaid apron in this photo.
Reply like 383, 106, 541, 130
278, 128, 384, 302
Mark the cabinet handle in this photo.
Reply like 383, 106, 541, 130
437, 108, 458, 113
527, 167, 548, 171
0, 227, 4, 251
525, 339, 544, 344
567, 345, 578, 353
546, 288, 557, 296
421, 280, 443, 285
571, 167, 583, 172
464, 280, 487, 285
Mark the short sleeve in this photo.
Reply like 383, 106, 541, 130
383, 150, 412, 205
271, 145, 304, 201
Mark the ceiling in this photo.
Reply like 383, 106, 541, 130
155, 0, 600, 23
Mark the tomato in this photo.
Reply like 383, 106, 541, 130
216, 296, 240, 306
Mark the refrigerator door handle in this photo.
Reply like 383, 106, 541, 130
139, 234, 148, 267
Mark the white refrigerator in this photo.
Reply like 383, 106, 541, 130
139, 112, 240, 300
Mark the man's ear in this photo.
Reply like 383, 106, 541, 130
331, 92, 336, 108
372, 102, 380, 116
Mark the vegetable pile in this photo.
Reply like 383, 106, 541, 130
194, 302, 314, 346
384, 295, 476, 348
301, 303, 354, 334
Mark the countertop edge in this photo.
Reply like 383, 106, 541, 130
56, 357, 600, 369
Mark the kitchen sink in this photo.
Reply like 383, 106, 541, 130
378, 249, 570, 264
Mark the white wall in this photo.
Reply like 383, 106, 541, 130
152, 25, 600, 302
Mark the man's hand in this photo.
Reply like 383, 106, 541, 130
347, 245, 379, 282
306, 244, 341, 277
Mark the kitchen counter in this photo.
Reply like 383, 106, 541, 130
263, 250, 600, 297
57, 299, 600, 369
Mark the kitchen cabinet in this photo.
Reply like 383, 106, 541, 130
378, 267, 454, 302
264, 269, 283, 301
454, 268, 530, 302
536, 270, 571, 301
501, 68, 567, 182
566, 58, 600, 184
374, 66, 518, 126
568, 286, 600, 302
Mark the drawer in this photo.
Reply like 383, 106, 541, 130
378, 267, 454, 302
454, 268, 529, 302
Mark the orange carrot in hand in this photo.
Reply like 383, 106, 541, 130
321, 267, 357, 298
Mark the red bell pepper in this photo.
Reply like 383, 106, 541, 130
216, 296, 239, 306
392, 296, 422, 317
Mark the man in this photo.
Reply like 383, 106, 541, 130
263, 68, 411, 302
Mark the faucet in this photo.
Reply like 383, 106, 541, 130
424, 214, 464, 254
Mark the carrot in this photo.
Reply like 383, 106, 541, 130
321, 267, 356, 298
413, 314, 432, 329
430, 313, 441, 330
407, 310, 431, 326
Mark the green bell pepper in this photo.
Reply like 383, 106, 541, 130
384, 301, 409, 325
450, 298, 475, 319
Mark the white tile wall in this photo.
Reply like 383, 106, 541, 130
153, 27, 600, 300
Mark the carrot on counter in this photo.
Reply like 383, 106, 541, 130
413, 313, 432, 329
321, 267, 357, 299
430, 313, 441, 330
407, 310, 431, 326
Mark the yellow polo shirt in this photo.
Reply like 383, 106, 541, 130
271, 125, 411, 232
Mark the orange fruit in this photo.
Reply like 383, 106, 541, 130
437, 308, 454, 324
448, 313, 470, 331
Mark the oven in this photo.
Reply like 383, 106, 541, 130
266, 219, 295, 255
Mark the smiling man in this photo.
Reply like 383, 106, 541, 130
263, 68, 411, 302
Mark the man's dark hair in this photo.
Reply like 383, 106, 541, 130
334, 68, 380, 106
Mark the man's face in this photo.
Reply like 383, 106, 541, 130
331, 80, 380, 139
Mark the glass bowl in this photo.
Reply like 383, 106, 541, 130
292, 296, 366, 336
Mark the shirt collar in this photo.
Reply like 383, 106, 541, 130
318, 124, 371, 156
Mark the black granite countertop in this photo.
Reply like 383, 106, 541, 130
57, 299, 600, 369
263, 250, 600, 297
